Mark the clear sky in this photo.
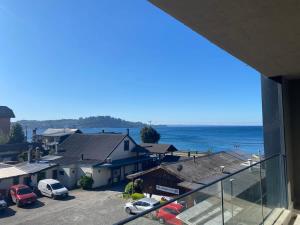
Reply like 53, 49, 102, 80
0, 0, 262, 125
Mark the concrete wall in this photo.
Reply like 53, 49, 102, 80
281, 79, 300, 207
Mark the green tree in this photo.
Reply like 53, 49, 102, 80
140, 126, 160, 143
0, 131, 8, 144
9, 123, 25, 144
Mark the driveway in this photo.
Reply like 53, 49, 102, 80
0, 185, 131, 225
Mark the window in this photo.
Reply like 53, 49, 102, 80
59, 170, 65, 176
52, 170, 58, 179
13, 177, 19, 185
124, 140, 129, 151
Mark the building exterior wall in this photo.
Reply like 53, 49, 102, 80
109, 137, 138, 161
92, 167, 111, 188
0, 118, 10, 137
58, 165, 77, 189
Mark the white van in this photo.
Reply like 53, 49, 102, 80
38, 179, 69, 199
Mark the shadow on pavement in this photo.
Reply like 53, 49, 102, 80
0, 208, 16, 218
59, 195, 76, 201
21, 200, 45, 209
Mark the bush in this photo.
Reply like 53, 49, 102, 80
124, 181, 134, 194
79, 175, 94, 190
131, 193, 145, 200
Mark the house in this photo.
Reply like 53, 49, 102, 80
140, 143, 178, 160
127, 151, 255, 197
0, 106, 15, 137
0, 159, 58, 197
0, 143, 29, 162
48, 132, 152, 189
35, 128, 82, 152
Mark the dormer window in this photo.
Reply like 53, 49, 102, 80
124, 140, 129, 151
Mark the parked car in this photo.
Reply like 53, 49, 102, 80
9, 184, 37, 207
38, 179, 68, 199
125, 198, 160, 214
156, 202, 185, 225
0, 194, 7, 211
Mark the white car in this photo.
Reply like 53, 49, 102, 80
38, 179, 68, 199
124, 198, 160, 214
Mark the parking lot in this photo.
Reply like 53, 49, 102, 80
0, 185, 132, 225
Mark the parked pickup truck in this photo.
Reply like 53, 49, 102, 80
10, 184, 37, 207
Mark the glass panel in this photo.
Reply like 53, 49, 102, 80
124, 182, 223, 225
222, 164, 263, 225
261, 155, 285, 221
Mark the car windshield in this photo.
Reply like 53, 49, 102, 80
51, 183, 64, 190
17, 188, 32, 195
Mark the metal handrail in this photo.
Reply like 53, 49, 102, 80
114, 153, 281, 225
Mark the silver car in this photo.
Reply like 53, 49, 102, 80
124, 198, 160, 214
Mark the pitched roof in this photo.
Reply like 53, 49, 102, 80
0, 106, 15, 118
16, 161, 57, 174
0, 165, 27, 179
58, 133, 128, 164
42, 128, 82, 137
140, 143, 178, 154
128, 151, 252, 188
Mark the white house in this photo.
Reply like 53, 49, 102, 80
50, 132, 153, 189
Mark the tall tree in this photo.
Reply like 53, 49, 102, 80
9, 123, 25, 144
140, 126, 160, 143
0, 131, 8, 144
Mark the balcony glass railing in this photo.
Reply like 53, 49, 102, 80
114, 154, 287, 225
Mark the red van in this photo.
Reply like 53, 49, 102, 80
10, 184, 37, 207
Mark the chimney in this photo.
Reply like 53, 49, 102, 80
35, 147, 41, 161
32, 128, 37, 142
126, 128, 129, 135
81, 154, 84, 161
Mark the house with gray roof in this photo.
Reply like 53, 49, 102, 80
0, 106, 15, 137
127, 151, 260, 198
46, 132, 153, 189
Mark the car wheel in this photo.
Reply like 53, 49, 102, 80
16, 200, 21, 207
51, 194, 55, 199
159, 218, 165, 224
125, 207, 132, 214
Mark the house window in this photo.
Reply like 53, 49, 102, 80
124, 140, 129, 151
13, 177, 19, 185
59, 170, 65, 176
52, 170, 58, 179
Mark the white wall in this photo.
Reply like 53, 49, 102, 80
92, 167, 111, 188
109, 137, 137, 161
58, 165, 77, 189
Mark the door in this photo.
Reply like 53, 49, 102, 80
132, 201, 142, 214
45, 184, 52, 197
52, 170, 58, 179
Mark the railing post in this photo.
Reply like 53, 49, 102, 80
259, 158, 264, 225
221, 180, 225, 225
220, 166, 225, 225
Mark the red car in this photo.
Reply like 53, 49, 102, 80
10, 184, 37, 207
156, 202, 185, 225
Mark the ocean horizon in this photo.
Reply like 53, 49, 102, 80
29, 125, 263, 154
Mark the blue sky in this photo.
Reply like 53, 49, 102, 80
0, 0, 262, 125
